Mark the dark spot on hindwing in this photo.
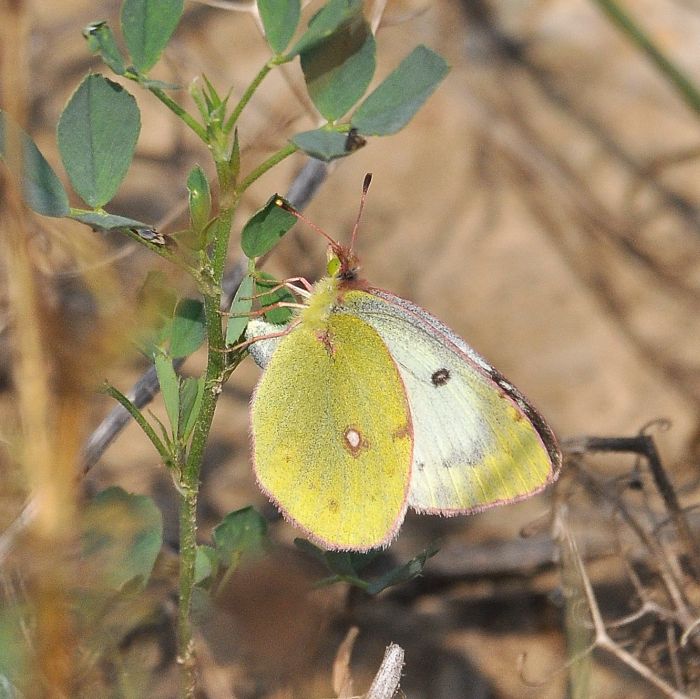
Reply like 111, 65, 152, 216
431, 368, 451, 387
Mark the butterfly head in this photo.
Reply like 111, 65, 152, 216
326, 242, 360, 282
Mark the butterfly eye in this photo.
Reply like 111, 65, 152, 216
326, 256, 341, 277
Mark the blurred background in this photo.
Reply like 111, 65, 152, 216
2, 0, 700, 696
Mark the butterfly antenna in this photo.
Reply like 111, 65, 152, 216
350, 173, 372, 251
274, 197, 337, 248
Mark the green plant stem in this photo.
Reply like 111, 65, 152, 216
224, 61, 273, 134
176, 482, 197, 698
147, 86, 209, 141
237, 142, 298, 193
592, 0, 700, 116
175, 207, 234, 697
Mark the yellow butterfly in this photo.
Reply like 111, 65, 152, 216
246, 175, 561, 551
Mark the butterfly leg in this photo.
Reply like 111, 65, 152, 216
228, 320, 299, 353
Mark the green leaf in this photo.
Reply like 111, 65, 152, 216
150, 410, 172, 451
137, 270, 176, 319
194, 545, 219, 585
213, 507, 267, 569
57, 74, 140, 208
154, 352, 179, 438
0, 110, 70, 217
255, 272, 295, 324
258, 0, 301, 54
71, 208, 164, 245
300, 18, 375, 120
365, 542, 439, 595
287, 0, 362, 57
83, 21, 126, 75
351, 45, 449, 136
169, 298, 206, 358
69, 208, 151, 231
180, 376, 204, 441
228, 128, 240, 181
293, 537, 328, 564
0, 608, 26, 685
121, 0, 184, 73
295, 538, 381, 575
81, 487, 163, 590
294, 538, 437, 594
201, 74, 223, 112
241, 194, 297, 258
291, 128, 357, 161
187, 165, 211, 234
323, 551, 363, 577
136, 272, 178, 357
226, 273, 254, 345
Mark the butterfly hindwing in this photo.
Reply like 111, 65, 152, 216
337, 290, 560, 514
250, 312, 413, 550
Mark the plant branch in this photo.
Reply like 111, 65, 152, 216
175, 206, 232, 694
118, 225, 201, 277
591, 0, 700, 118
237, 142, 298, 193
176, 481, 198, 698
567, 435, 700, 581
146, 85, 209, 141
553, 510, 690, 698
224, 60, 273, 134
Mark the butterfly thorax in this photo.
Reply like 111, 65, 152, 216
298, 261, 368, 335
298, 241, 369, 335
299, 276, 342, 331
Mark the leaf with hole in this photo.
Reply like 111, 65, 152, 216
241, 194, 297, 258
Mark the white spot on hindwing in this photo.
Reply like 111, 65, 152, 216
343, 426, 368, 457
346, 429, 361, 448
